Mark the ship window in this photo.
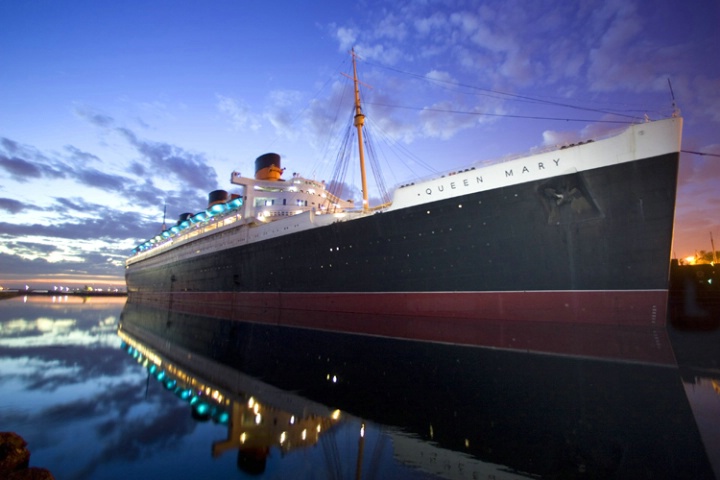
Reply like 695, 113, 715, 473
283, 199, 286, 205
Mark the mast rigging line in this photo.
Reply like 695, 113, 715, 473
325, 111, 356, 208
364, 115, 441, 177
681, 150, 720, 158
361, 58, 645, 121
365, 102, 638, 124
316, 65, 354, 170
362, 126, 390, 204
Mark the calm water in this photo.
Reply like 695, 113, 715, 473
1, 295, 718, 480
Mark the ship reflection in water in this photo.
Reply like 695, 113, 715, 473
117, 293, 720, 480
118, 323, 344, 475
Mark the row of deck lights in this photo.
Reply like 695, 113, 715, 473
132, 197, 244, 255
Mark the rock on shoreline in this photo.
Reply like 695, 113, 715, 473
0, 432, 54, 480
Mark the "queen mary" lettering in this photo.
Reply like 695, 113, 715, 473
425, 176, 483, 195
423, 158, 561, 196
506, 158, 560, 177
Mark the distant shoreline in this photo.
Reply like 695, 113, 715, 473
0, 291, 127, 300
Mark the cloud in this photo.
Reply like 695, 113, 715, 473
541, 120, 623, 147
0, 251, 58, 278
123, 178, 168, 210
74, 108, 217, 193
74, 107, 116, 128
1, 137, 22, 154
115, 127, 218, 192
64, 145, 101, 163
0, 134, 203, 284
325, 180, 358, 203
0, 318, 200, 478
375, 13, 408, 41
216, 94, 262, 131
0, 154, 44, 181
354, 43, 404, 65
1, 346, 130, 391
591, 0, 642, 49
263, 89, 307, 140
13, 241, 58, 256
332, 19, 405, 65
286, 0, 720, 237
75, 167, 127, 191
414, 11, 448, 36
0, 137, 67, 181
0, 197, 27, 213
415, 101, 479, 140
0, 246, 126, 280
334, 25, 357, 51
0, 203, 158, 243
54, 197, 88, 211
326, 0, 718, 115
542, 129, 579, 147
686, 75, 720, 122
1, 136, 157, 204
128, 161, 146, 177
425, 69, 455, 84
261, 81, 357, 150
73, 399, 197, 478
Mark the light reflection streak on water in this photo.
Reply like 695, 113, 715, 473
682, 373, 720, 478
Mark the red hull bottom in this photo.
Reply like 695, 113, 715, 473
129, 290, 674, 365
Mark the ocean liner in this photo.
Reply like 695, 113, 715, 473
126, 53, 683, 335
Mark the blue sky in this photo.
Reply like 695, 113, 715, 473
1, 0, 718, 288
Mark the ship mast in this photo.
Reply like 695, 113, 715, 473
351, 48, 370, 213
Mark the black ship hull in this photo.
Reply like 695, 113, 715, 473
127, 150, 679, 334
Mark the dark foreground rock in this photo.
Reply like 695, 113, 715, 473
0, 432, 54, 480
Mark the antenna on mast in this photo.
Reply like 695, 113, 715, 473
161, 203, 167, 232
667, 78, 679, 117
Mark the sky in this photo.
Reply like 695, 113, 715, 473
0, 0, 718, 289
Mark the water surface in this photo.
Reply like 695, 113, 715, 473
1, 295, 718, 479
